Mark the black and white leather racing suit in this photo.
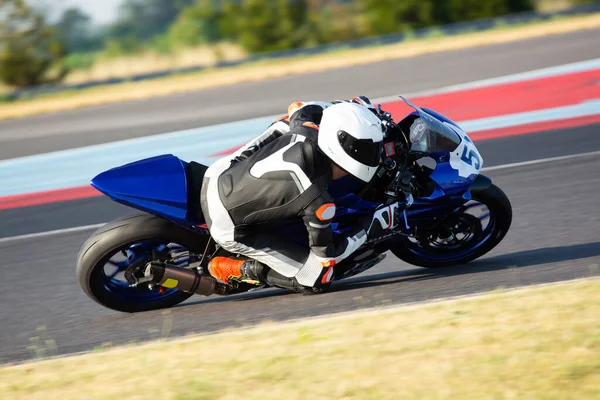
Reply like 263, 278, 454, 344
200, 101, 371, 289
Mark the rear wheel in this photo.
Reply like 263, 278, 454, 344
76, 214, 209, 312
390, 184, 512, 268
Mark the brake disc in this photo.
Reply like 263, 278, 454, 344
418, 213, 482, 253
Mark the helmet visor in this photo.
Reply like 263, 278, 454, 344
337, 130, 382, 167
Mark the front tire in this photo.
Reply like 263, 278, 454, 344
390, 184, 512, 268
76, 214, 208, 312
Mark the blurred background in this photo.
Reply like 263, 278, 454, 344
0, 0, 596, 92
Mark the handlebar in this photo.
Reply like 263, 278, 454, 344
375, 104, 412, 199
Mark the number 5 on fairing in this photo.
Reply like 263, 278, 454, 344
461, 146, 481, 169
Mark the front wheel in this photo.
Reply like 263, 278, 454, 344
390, 184, 512, 268
76, 214, 209, 312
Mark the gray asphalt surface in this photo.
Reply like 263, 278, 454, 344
1, 28, 599, 159
1, 128, 599, 363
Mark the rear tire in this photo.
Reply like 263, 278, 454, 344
76, 214, 208, 312
390, 184, 512, 268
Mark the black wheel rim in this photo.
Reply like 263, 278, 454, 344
405, 199, 496, 262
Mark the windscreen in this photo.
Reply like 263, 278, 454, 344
399, 96, 462, 153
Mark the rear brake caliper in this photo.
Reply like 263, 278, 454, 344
123, 259, 153, 287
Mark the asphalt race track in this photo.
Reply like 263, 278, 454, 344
1, 31, 600, 363
1, 123, 599, 363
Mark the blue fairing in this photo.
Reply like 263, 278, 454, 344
91, 154, 196, 226
427, 152, 475, 195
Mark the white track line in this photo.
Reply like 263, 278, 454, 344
0, 224, 104, 244
1, 149, 599, 244
482, 149, 600, 171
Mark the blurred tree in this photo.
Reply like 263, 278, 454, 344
103, 35, 142, 58
238, 0, 278, 52
239, 0, 308, 53
0, 0, 68, 87
311, 1, 362, 43
150, 34, 173, 54
108, 0, 195, 42
361, 0, 534, 35
55, 7, 103, 53
443, 0, 534, 22
219, 0, 242, 41
360, 0, 435, 35
168, 0, 222, 47
107, 0, 145, 39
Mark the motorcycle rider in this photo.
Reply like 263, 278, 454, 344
200, 96, 399, 293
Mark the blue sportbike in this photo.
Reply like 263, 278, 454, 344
77, 97, 512, 312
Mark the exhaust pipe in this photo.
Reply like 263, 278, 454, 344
148, 262, 224, 296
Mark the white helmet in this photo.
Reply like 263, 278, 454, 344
318, 102, 384, 182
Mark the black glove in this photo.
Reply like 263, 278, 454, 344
366, 203, 400, 240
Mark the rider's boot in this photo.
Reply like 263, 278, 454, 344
208, 256, 263, 286
208, 256, 323, 293
248, 261, 329, 294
